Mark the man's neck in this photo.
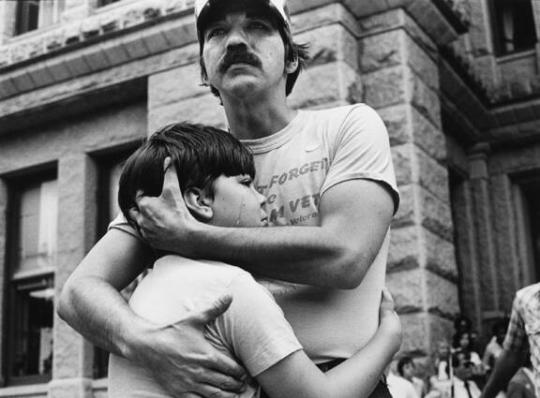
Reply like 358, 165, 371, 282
222, 92, 297, 140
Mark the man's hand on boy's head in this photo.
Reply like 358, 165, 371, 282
129, 157, 199, 254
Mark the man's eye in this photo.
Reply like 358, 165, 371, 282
248, 21, 269, 31
207, 27, 225, 39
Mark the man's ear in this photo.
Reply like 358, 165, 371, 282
184, 187, 213, 222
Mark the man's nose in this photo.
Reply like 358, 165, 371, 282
225, 27, 249, 48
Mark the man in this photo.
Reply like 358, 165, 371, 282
58, 0, 399, 396
482, 283, 540, 398
398, 356, 426, 397
107, 122, 402, 398
453, 352, 482, 398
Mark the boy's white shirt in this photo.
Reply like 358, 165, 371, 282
108, 255, 302, 398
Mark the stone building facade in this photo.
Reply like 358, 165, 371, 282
0, 0, 538, 396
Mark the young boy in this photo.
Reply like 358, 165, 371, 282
108, 122, 401, 397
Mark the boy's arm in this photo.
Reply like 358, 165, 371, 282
132, 170, 394, 288
256, 288, 402, 398
58, 229, 246, 398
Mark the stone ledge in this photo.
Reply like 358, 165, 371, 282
0, 0, 190, 71
0, 383, 48, 397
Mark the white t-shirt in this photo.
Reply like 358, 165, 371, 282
242, 104, 399, 361
108, 255, 302, 398
110, 104, 399, 363
388, 373, 420, 398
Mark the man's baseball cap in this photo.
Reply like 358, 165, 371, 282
194, 0, 291, 42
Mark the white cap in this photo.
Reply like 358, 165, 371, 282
194, 0, 290, 40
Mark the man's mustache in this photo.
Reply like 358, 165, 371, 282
219, 48, 262, 73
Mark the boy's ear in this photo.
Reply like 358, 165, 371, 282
285, 56, 299, 74
184, 187, 213, 222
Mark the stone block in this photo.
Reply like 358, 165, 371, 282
45, 59, 73, 83
27, 64, 55, 88
288, 61, 359, 108
409, 70, 441, 129
402, 8, 438, 58
388, 224, 422, 272
425, 270, 459, 317
142, 30, 172, 55
161, 22, 197, 48
419, 186, 453, 241
416, 146, 449, 202
0, 78, 18, 99
63, 54, 92, 76
359, 29, 404, 73
392, 183, 415, 228
391, 143, 414, 186
11, 70, 36, 93
121, 35, 151, 59
0, 48, 9, 68
411, 107, 446, 162
377, 104, 411, 146
149, 94, 227, 133
291, 3, 360, 37
405, 33, 439, 90
362, 65, 407, 108
149, 63, 208, 109
83, 46, 112, 72
52, 316, 94, 379
387, 268, 423, 312
357, 8, 405, 35
424, 228, 457, 280
296, 23, 358, 71
399, 312, 454, 355
48, 377, 94, 398
101, 40, 131, 66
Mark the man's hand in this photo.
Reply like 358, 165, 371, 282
129, 158, 197, 254
128, 293, 247, 397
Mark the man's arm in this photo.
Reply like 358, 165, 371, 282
58, 229, 246, 397
132, 171, 394, 289
481, 349, 523, 398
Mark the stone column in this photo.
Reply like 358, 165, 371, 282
0, 179, 7, 385
490, 173, 522, 311
49, 154, 98, 398
467, 143, 503, 328
359, 8, 459, 358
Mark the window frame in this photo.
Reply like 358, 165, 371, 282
489, 0, 538, 57
3, 169, 57, 387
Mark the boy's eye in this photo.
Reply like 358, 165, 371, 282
240, 177, 253, 186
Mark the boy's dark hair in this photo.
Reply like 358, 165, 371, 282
397, 356, 414, 377
118, 122, 255, 225
198, 1, 309, 98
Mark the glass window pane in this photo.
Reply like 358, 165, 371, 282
15, 180, 57, 277
11, 276, 54, 380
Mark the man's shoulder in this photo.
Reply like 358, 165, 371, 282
515, 283, 540, 304
305, 103, 378, 120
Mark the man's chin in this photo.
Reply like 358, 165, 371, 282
220, 78, 262, 98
